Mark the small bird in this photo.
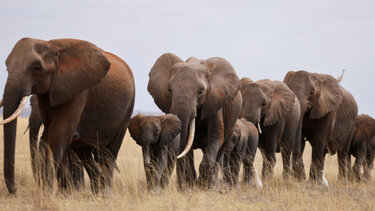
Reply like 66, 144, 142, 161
321, 170, 329, 188
253, 169, 263, 189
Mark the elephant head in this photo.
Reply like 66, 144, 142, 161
283, 71, 342, 119
2, 38, 111, 194
352, 114, 375, 146
240, 78, 296, 127
128, 113, 182, 168
147, 53, 239, 158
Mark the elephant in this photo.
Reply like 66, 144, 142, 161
284, 70, 358, 186
216, 118, 261, 188
148, 53, 241, 189
128, 113, 181, 190
240, 78, 301, 180
1, 38, 135, 194
349, 114, 375, 182
29, 94, 85, 191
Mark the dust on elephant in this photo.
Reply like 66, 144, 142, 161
284, 71, 358, 186
349, 114, 375, 182
240, 78, 300, 180
217, 118, 261, 188
148, 53, 241, 189
29, 94, 85, 191
2, 38, 135, 194
129, 113, 181, 190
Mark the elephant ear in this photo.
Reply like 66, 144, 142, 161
148, 53, 183, 113
128, 114, 144, 142
310, 74, 342, 119
240, 77, 253, 92
264, 81, 295, 127
49, 39, 111, 107
200, 57, 240, 119
353, 115, 375, 144
160, 114, 182, 146
283, 71, 295, 84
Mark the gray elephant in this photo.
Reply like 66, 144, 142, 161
148, 53, 241, 189
284, 71, 358, 186
128, 113, 181, 190
349, 114, 375, 182
240, 78, 300, 180
1, 38, 135, 194
217, 118, 261, 188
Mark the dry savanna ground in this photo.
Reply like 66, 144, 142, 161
0, 118, 374, 210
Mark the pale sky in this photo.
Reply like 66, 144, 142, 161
1, 0, 374, 116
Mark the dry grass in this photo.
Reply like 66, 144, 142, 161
0, 118, 374, 210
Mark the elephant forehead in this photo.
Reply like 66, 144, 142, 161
171, 62, 207, 74
6, 38, 44, 68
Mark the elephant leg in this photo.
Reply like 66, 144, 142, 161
160, 149, 176, 189
94, 148, 117, 192
309, 138, 327, 184
243, 143, 256, 184
29, 123, 42, 183
176, 150, 197, 190
363, 152, 374, 181
198, 140, 221, 189
352, 142, 366, 182
154, 146, 169, 190
292, 122, 306, 181
222, 153, 232, 186
230, 153, 242, 188
68, 148, 85, 191
281, 140, 293, 180
77, 148, 101, 194
259, 125, 280, 181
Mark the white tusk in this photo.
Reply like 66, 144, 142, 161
257, 123, 262, 134
253, 169, 263, 189
177, 118, 195, 159
320, 170, 329, 188
0, 96, 29, 125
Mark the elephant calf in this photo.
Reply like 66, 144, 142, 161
129, 113, 181, 190
349, 114, 375, 182
217, 118, 262, 189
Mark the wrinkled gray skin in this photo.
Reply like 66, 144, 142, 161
217, 118, 259, 187
29, 94, 84, 191
128, 114, 181, 190
148, 53, 241, 189
284, 71, 358, 184
240, 78, 300, 180
349, 114, 375, 182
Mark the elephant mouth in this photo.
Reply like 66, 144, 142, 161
0, 95, 29, 125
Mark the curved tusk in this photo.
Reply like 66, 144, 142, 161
0, 99, 3, 107
257, 123, 262, 134
253, 169, 263, 189
177, 118, 195, 159
0, 96, 29, 125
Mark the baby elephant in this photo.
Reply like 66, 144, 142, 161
129, 113, 181, 190
217, 118, 262, 189
349, 114, 375, 182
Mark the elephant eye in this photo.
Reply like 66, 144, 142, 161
154, 128, 159, 134
198, 87, 204, 95
168, 87, 171, 93
31, 61, 43, 72
262, 102, 266, 108
309, 88, 315, 96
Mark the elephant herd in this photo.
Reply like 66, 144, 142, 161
1, 38, 374, 195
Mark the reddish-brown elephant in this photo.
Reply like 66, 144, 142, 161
2, 38, 135, 194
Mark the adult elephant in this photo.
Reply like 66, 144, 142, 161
284, 71, 358, 186
240, 78, 300, 180
147, 53, 241, 189
29, 94, 84, 191
2, 38, 135, 194
349, 114, 375, 182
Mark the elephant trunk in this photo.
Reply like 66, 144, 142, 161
170, 100, 196, 158
2, 83, 29, 194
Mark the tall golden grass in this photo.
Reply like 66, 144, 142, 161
0, 118, 374, 210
